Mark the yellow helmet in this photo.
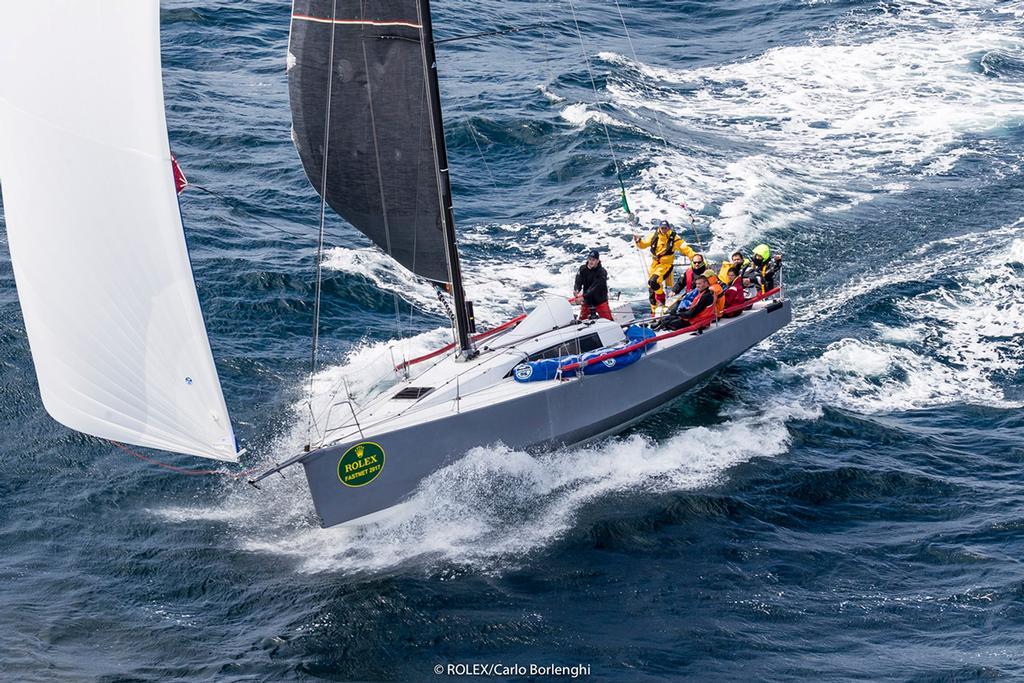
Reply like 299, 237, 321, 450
753, 244, 771, 260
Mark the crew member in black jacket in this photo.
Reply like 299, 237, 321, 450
743, 243, 783, 294
572, 250, 613, 320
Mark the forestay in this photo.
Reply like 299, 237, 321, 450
288, 0, 451, 284
0, 1, 238, 461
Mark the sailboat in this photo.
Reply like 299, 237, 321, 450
0, 1, 791, 529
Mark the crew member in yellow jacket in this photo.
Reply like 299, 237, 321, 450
634, 220, 697, 313
718, 250, 751, 285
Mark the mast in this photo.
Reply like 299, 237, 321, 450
416, 0, 475, 357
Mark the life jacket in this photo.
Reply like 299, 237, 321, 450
650, 230, 678, 259
691, 303, 716, 328
756, 261, 769, 294
719, 257, 750, 284
710, 280, 725, 316
683, 263, 707, 291
740, 259, 771, 294
684, 289, 716, 328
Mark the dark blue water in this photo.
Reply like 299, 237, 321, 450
2, 0, 1024, 680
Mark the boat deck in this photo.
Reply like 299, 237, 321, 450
315, 295, 782, 449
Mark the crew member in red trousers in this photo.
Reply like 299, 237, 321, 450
572, 249, 613, 321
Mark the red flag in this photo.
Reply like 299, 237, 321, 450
171, 154, 188, 194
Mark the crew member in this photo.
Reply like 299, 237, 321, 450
706, 269, 725, 318
743, 244, 783, 294
719, 251, 750, 284
661, 275, 715, 330
722, 265, 745, 314
671, 253, 709, 296
634, 220, 696, 313
572, 249, 613, 320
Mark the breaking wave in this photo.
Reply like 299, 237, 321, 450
158, 406, 800, 574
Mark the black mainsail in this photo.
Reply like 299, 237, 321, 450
288, 0, 473, 353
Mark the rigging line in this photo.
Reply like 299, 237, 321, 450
599, 0, 664, 284
610, 0, 706, 259
610, 0, 669, 146
539, 1, 556, 89
110, 441, 261, 480
357, 3, 404, 366
393, 289, 403, 356
566, 0, 647, 285
308, 0, 341, 446
464, 119, 500, 194
680, 201, 708, 258
566, 0, 621, 177
607, 1, 700, 284
396, 55, 433, 361
360, 19, 395, 276
433, 22, 560, 44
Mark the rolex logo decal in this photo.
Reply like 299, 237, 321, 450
337, 442, 385, 488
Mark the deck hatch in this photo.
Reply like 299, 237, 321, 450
393, 386, 434, 400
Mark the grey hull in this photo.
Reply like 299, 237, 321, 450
301, 300, 792, 527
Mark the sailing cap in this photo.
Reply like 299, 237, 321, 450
587, 249, 600, 260
658, 220, 672, 230
753, 244, 771, 260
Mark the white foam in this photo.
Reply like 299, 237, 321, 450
873, 322, 927, 344
150, 506, 249, 523
797, 218, 1024, 326
783, 339, 976, 413
230, 411, 796, 574
538, 85, 565, 104
559, 102, 623, 130
1007, 238, 1024, 265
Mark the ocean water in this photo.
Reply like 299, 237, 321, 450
2, 0, 1024, 680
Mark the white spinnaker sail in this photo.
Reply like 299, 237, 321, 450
0, 1, 238, 461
